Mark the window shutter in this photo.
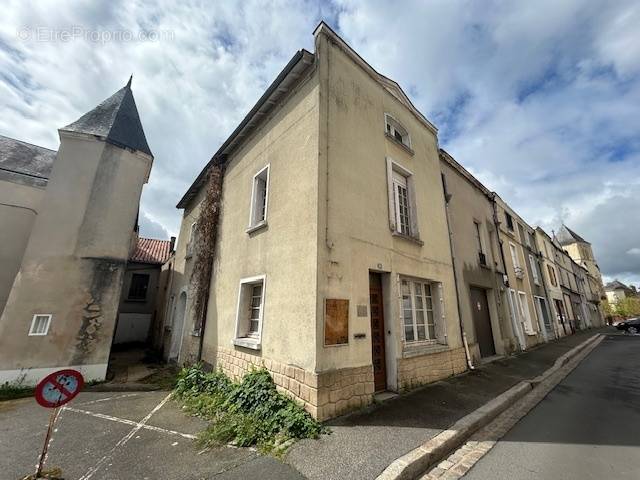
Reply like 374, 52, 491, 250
407, 175, 420, 238
386, 158, 397, 232
435, 283, 447, 344
396, 274, 404, 342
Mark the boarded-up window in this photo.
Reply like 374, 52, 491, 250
325, 299, 349, 346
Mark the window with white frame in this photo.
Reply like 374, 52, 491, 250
234, 275, 266, 349
401, 278, 438, 342
509, 242, 520, 268
248, 165, 269, 230
384, 114, 411, 148
386, 159, 419, 239
528, 254, 540, 285
517, 291, 535, 333
29, 314, 52, 336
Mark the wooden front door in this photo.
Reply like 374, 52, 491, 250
369, 273, 386, 392
470, 287, 496, 358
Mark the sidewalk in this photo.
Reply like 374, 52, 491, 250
286, 328, 611, 480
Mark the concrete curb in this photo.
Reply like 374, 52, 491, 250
376, 333, 603, 480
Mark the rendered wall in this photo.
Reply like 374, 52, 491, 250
0, 134, 151, 385
314, 32, 463, 395
0, 179, 45, 316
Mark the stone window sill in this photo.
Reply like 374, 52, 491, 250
392, 231, 424, 246
385, 132, 415, 155
233, 337, 261, 350
402, 341, 449, 359
246, 221, 267, 235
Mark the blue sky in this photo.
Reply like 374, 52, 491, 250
1, 0, 639, 285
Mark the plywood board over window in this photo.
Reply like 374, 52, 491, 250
325, 299, 349, 346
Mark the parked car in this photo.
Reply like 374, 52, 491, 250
615, 317, 640, 334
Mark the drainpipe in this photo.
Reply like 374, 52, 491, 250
442, 175, 474, 370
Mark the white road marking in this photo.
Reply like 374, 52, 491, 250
76, 393, 140, 406
64, 406, 196, 439
78, 393, 173, 480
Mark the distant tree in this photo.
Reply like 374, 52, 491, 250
613, 296, 640, 318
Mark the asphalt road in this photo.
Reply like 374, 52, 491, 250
464, 333, 640, 479
0, 390, 303, 480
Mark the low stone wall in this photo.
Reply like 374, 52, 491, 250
216, 347, 374, 421
397, 346, 467, 391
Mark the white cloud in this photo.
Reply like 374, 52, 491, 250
1, 0, 639, 283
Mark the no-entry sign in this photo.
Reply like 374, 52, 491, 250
35, 369, 84, 408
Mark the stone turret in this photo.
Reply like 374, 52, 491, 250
0, 79, 153, 385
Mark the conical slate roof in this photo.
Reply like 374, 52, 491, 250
61, 78, 152, 157
555, 224, 590, 246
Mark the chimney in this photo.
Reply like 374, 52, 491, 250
170, 236, 176, 252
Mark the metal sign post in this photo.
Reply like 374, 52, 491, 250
33, 369, 84, 478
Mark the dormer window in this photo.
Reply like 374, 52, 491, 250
384, 114, 411, 149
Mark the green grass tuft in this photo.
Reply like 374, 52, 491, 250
174, 364, 327, 454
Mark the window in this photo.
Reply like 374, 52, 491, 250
127, 273, 150, 301
505, 212, 514, 231
29, 314, 52, 336
517, 291, 535, 333
528, 254, 540, 285
475, 222, 487, 265
547, 265, 558, 287
248, 165, 269, 231
384, 114, 411, 149
509, 242, 520, 268
234, 275, 266, 349
401, 278, 436, 342
394, 171, 410, 235
535, 296, 553, 332
386, 159, 419, 239
474, 222, 483, 253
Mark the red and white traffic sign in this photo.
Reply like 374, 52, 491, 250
35, 369, 84, 408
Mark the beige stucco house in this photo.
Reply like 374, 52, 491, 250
166, 23, 468, 420
164, 23, 608, 420
439, 150, 515, 361
493, 196, 552, 350
535, 228, 571, 336
0, 80, 154, 385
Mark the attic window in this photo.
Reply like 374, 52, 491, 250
248, 165, 270, 232
385, 114, 411, 149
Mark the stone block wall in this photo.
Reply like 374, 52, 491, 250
397, 346, 467, 391
216, 347, 374, 421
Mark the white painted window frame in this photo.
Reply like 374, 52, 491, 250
29, 314, 52, 336
400, 278, 436, 343
534, 295, 551, 341
528, 254, 540, 285
517, 291, 535, 334
384, 113, 412, 149
509, 242, 520, 268
233, 274, 266, 350
507, 289, 525, 349
247, 164, 270, 233
386, 158, 420, 240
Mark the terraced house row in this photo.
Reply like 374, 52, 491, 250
158, 23, 606, 420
